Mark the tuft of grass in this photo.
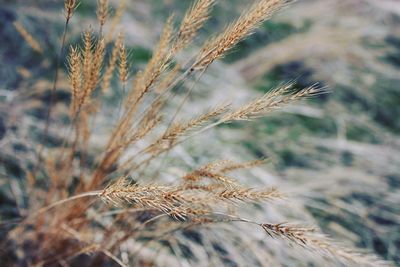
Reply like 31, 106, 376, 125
0, 0, 391, 266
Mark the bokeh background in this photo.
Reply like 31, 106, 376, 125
1, 0, 399, 265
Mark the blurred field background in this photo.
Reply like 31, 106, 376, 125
0, 0, 399, 265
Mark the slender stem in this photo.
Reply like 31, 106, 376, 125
167, 67, 207, 130
99, 207, 154, 217
109, 213, 168, 252
99, 25, 103, 40
32, 190, 101, 219
117, 83, 126, 119
148, 68, 208, 179
101, 250, 128, 267
130, 212, 260, 260
122, 117, 223, 175
33, 17, 71, 177
115, 69, 203, 173
44, 18, 70, 141
128, 66, 193, 131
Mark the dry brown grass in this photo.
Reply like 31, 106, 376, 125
173, 0, 216, 52
13, 21, 43, 54
96, 0, 109, 31
64, 0, 78, 21
194, 0, 289, 70
1, 0, 391, 266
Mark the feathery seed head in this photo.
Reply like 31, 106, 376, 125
101, 32, 124, 92
97, 0, 109, 27
173, 0, 216, 52
13, 22, 43, 53
67, 45, 82, 116
194, 0, 289, 70
119, 43, 128, 84
64, 0, 78, 20
220, 83, 323, 122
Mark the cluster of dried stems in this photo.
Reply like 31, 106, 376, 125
3, 0, 390, 266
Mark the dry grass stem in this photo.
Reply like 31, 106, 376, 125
144, 104, 230, 155
118, 41, 128, 85
194, 0, 289, 70
126, 15, 174, 108
173, 0, 216, 52
64, 0, 78, 20
106, 0, 126, 43
102, 32, 124, 93
13, 22, 43, 53
261, 223, 387, 266
220, 83, 322, 122
100, 177, 282, 221
97, 0, 109, 29
67, 46, 82, 116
